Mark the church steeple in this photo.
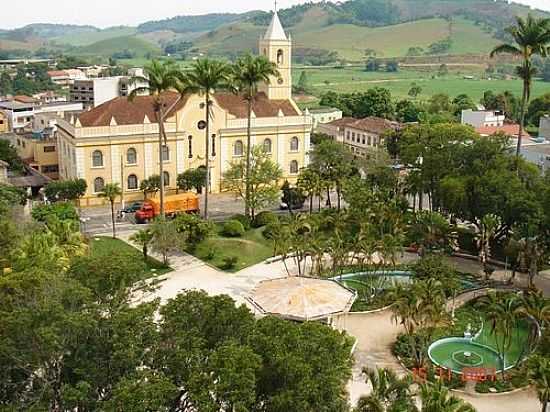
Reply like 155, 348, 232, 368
258, 8, 292, 100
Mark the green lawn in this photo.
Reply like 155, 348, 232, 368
294, 66, 549, 101
89, 236, 172, 278
191, 226, 274, 272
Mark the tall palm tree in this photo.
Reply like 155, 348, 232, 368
528, 355, 550, 412
490, 15, 550, 157
100, 183, 122, 238
355, 367, 416, 412
419, 382, 476, 412
231, 54, 279, 218
409, 211, 457, 256
476, 214, 501, 280
129, 60, 181, 217
180, 59, 231, 219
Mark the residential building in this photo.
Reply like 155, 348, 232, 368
2, 132, 59, 179
56, 10, 312, 207
474, 124, 531, 140
521, 143, 550, 173
13, 95, 38, 105
308, 107, 343, 129
540, 115, 550, 140
0, 110, 8, 133
318, 116, 400, 156
32, 91, 67, 104
76, 65, 109, 78
0, 101, 34, 131
461, 109, 505, 128
0, 160, 8, 183
70, 76, 146, 108
47, 69, 86, 86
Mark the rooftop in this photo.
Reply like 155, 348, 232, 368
77, 91, 299, 127
326, 116, 401, 133
308, 107, 342, 114
263, 10, 287, 41
475, 124, 531, 139
0, 101, 34, 110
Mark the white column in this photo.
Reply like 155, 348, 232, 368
75, 147, 85, 179
144, 142, 153, 178
110, 145, 121, 185
277, 133, 286, 173
220, 138, 230, 173
304, 132, 311, 166
176, 137, 186, 174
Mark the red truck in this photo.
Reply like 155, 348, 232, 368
135, 193, 200, 223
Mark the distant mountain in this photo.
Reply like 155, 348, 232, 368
0, 0, 549, 60
137, 12, 261, 34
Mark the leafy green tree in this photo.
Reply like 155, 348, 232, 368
44, 178, 87, 202
31, 201, 79, 222
177, 167, 207, 193
452, 93, 477, 116
0, 140, 24, 173
0, 71, 13, 95
231, 54, 279, 218
0, 184, 26, 208
366, 57, 380, 72
130, 229, 154, 260
179, 58, 232, 219
476, 213, 501, 280
130, 60, 181, 217
527, 355, 550, 412
99, 183, 122, 238
223, 145, 282, 219
396, 99, 423, 122
173, 213, 214, 251
526, 92, 550, 126
297, 166, 322, 213
490, 14, 550, 157
150, 217, 181, 265
408, 83, 422, 99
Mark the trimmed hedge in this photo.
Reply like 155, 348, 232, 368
230, 214, 251, 230
222, 220, 245, 237
252, 211, 278, 228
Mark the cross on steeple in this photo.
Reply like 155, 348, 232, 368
274, 0, 277, 12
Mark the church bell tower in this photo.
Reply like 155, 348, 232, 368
258, 8, 292, 100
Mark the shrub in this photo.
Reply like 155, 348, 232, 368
230, 214, 251, 230
173, 213, 214, 250
31, 202, 79, 222
221, 256, 238, 270
262, 222, 279, 240
252, 211, 278, 228
222, 220, 245, 237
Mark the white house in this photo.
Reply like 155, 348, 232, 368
461, 109, 505, 128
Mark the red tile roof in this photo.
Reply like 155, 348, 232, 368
77, 91, 299, 127
47, 70, 68, 78
347, 117, 401, 134
475, 124, 531, 138
14, 95, 37, 104
325, 117, 357, 128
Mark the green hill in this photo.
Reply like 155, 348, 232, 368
52, 26, 137, 47
75, 35, 160, 58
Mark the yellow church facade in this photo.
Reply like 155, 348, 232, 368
56, 11, 312, 206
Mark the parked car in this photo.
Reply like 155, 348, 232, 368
121, 201, 143, 214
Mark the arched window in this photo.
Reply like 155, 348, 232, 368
188, 136, 193, 158
290, 160, 299, 174
126, 148, 137, 164
290, 136, 299, 152
263, 138, 272, 154
127, 174, 138, 190
94, 177, 105, 193
92, 150, 103, 167
211, 134, 216, 157
163, 171, 170, 187
234, 140, 244, 157
277, 49, 284, 65
161, 145, 169, 161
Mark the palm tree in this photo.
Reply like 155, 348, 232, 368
419, 381, 476, 412
409, 211, 457, 256
517, 289, 550, 330
355, 367, 416, 412
129, 60, 181, 217
231, 54, 279, 218
477, 292, 520, 375
490, 15, 550, 157
476, 214, 501, 280
99, 183, 122, 238
528, 355, 550, 412
180, 59, 231, 219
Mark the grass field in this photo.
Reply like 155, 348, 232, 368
89, 236, 172, 277
293, 66, 549, 101
192, 226, 274, 272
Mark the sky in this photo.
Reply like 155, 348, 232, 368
1, 0, 550, 30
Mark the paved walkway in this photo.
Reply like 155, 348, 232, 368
113, 235, 544, 412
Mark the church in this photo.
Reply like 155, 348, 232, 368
56, 11, 312, 206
